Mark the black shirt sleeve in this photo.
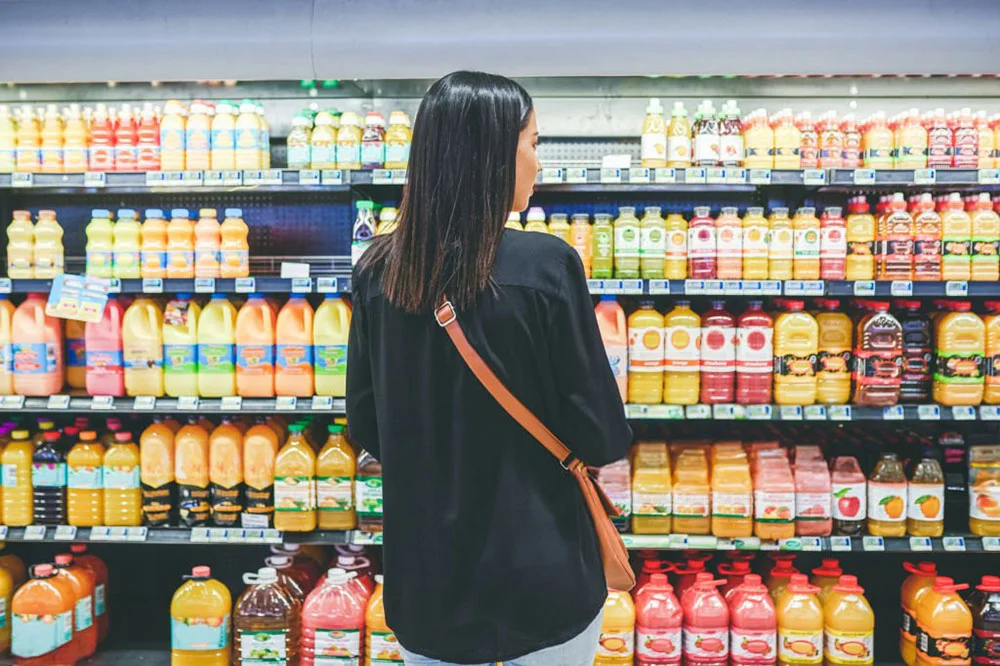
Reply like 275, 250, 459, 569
547, 249, 632, 467
346, 279, 381, 460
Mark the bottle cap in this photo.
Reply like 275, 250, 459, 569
648, 573, 672, 589
770, 560, 799, 579
9, 429, 27, 440
812, 558, 842, 577
985, 301, 1000, 312
145, 209, 164, 218
34, 564, 55, 578
43, 431, 60, 442
326, 567, 351, 585
786, 573, 820, 594
894, 300, 921, 310
933, 576, 969, 593
833, 575, 865, 594
225, 208, 243, 218
328, 424, 344, 434
717, 560, 751, 576
977, 576, 1000, 592
266, 555, 292, 568
903, 561, 938, 577
190, 566, 211, 578
54, 554, 73, 566
114, 432, 131, 442
742, 574, 764, 588
70, 544, 87, 554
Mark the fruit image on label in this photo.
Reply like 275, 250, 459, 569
907, 485, 944, 521
712, 491, 751, 518
737, 327, 774, 373
597, 629, 634, 657
832, 483, 866, 520
673, 492, 710, 517
664, 326, 700, 372
868, 482, 906, 522
754, 490, 794, 523
683, 627, 729, 659
633, 491, 671, 517
629, 326, 664, 373
637, 626, 681, 660
779, 629, 823, 664
796, 492, 832, 521
731, 628, 777, 661
825, 627, 873, 664
970, 484, 1000, 521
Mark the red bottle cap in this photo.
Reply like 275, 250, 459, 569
812, 559, 843, 577
70, 544, 87, 554
985, 301, 1000, 313
191, 566, 211, 578
977, 576, 1000, 592
742, 574, 764, 588
786, 573, 821, 594
783, 300, 805, 311
903, 561, 938, 576
870, 301, 890, 311
718, 560, 752, 576
833, 575, 865, 594
933, 576, 969, 593
648, 573, 674, 590
768, 552, 797, 563
54, 554, 73, 566
33, 564, 54, 578
894, 300, 921, 311
951, 301, 972, 312
815, 299, 840, 311
770, 560, 800, 579
79, 431, 98, 441
114, 432, 131, 442
43, 431, 60, 442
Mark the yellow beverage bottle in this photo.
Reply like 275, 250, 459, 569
569, 213, 592, 277
863, 111, 894, 169
86, 208, 115, 278
907, 458, 944, 537
742, 206, 770, 280
64, 317, 87, 391
845, 197, 876, 281
941, 193, 973, 281
900, 562, 938, 666
210, 100, 237, 171
0, 562, 10, 653
613, 206, 640, 278
663, 300, 701, 405
630, 440, 672, 535
317, 424, 356, 530
640, 98, 667, 168
164, 295, 201, 397
197, 295, 237, 397
384, 110, 411, 169
256, 103, 271, 168
122, 297, 164, 397
234, 100, 262, 170
672, 449, 711, 535
768, 208, 794, 280
1, 430, 32, 526
744, 110, 775, 169
972, 193, 1000, 282
140, 209, 168, 279
170, 565, 232, 666
505, 212, 523, 231
627, 301, 664, 404
0, 544, 25, 589
792, 207, 821, 280
314, 296, 351, 398
208, 420, 243, 527
67, 430, 105, 527
914, 577, 972, 666
33, 209, 63, 278
986, 300, 1000, 404
14, 105, 40, 173
711, 450, 753, 538
777, 574, 823, 666
773, 110, 802, 169
104, 430, 141, 526
335, 111, 363, 170
0, 105, 15, 173
868, 452, 907, 537
823, 575, 874, 665
815, 300, 852, 405
773, 300, 818, 405
548, 213, 571, 244
167, 208, 196, 279
932, 301, 985, 406
594, 590, 635, 666
666, 102, 691, 168
969, 444, 1000, 536
140, 418, 175, 527
159, 100, 187, 172
809, 559, 843, 605
664, 212, 688, 279
6, 210, 34, 279
274, 424, 316, 532
243, 420, 278, 527
591, 213, 615, 279
112, 208, 141, 279
0, 296, 15, 395
524, 206, 548, 233
39, 103, 63, 174
176, 419, 211, 527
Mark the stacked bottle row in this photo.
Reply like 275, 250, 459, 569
640, 99, 1000, 170
4, 209, 64, 279
0, 99, 271, 173
515, 193, 1000, 282
0, 292, 350, 398
287, 107, 412, 170
597, 297, 1000, 407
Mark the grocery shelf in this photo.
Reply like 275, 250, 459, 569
0, 274, 353, 295
0, 168, 353, 192
621, 533, 996, 553
0, 394, 345, 414
624, 403, 995, 421
0, 524, 351, 546
587, 278, 996, 298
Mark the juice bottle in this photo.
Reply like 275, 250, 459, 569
275, 294, 315, 397
360, 112, 386, 169
954, 108, 979, 168
933, 301, 985, 406
614, 206, 641, 278
110, 208, 141, 279
700, 300, 735, 404
970, 444, 1000, 536
301, 568, 366, 666
14, 105, 40, 173
773, 300, 818, 406
505, 212, 523, 231
64, 318, 87, 391
198, 294, 237, 397
316, 424, 356, 530
33, 430, 66, 525
274, 424, 316, 532
809, 560, 842, 604
597, 296, 628, 403
815, 299, 852, 405
234, 100, 262, 170
773, 110, 801, 169
595, 589, 636, 666
208, 420, 242, 527
754, 460, 796, 540
0, 105, 16, 173
925, 109, 950, 168
1, 430, 32, 526
140, 209, 168, 279
845, 197, 876, 281
136, 102, 161, 171
0, 553, 10, 653
167, 208, 196, 279
742, 207, 769, 280
900, 562, 939, 666
792, 207, 821, 280
972, 193, 1000, 282
744, 110, 774, 169
688, 206, 717, 279
314, 296, 351, 398
715, 207, 742, 280
659, 212, 687, 280
898, 300, 932, 403
711, 451, 752, 538
942, 193, 973, 281
986, 301, 1000, 404
243, 420, 278, 527
720, 101, 744, 167
183, 102, 211, 170
67, 430, 104, 527
692, 100, 720, 167
384, 110, 411, 169
978, 111, 996, 169
256, 104, 271, 168
969, 575, 1000, 666
627, 301, 664, 404
568, 213, 592, 276
84, 297, 125, 396
591, 213, 615, 279
596, 459, 630, 533
819, 206, 847, 280
11, 563, 75, 665
286, 114, 312, 168
263, 555, 307, 605
38, 104, 63, 174
798, 112, 818, 169
53, 552, 97, 660
880, 193, 915, 280
631, 441, 672, 535
336, 111, 362, 170
818, 112, 844, 168
7, 210, 34, 279
852, 301, 903, 406
667, 102, 692, 168
170, 566, 232, 666
163, 295, 201, 397
0, 297, 13, 396
32, 209, 63, 278
730, 574, 777, 666
863, 112, 893, 169
915, 577, 973, 666
898, 109, 929, 169
122, 297, 164, 397
913, 193, 943, 281
114, 104, 139, 172
681, 573, 729, 665
634, 573, 682, 666
220, 208, 250, 279
768, 208, 793, 281
85, 209, 114, 278
736, 300, 773, 405
364, 575, 401, 666
907, 457, 944, 537
176, 419, 211, 527
355, 449, 382, 533
795, 461, 832, 536
209, 100, 236, 171
640, 207, 667, 279
523, 206, 547, 233
867, 452, 907, 537
823, 575, 874, 665
663, 300, 701, 405
69, 544, 106, 645
641, 99, 668, 168
140, 419, 175, 527
194, 208, 222, 279
12, 293, 63, 397
158, 100, 186, 171
672, 450, 710, 535
777, 574, 823, 666
236, 294, 275, 398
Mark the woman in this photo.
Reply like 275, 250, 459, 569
347, 71, 631, 665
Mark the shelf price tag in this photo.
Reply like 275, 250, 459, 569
235, 278, 256, 293
183, 170, 204, 186
759, 540, 779, 551
262, 529, 282, 544
779, 405, 802, 421
742, 281, 762, 295
981, 406, 1000, 421
11, 173, 33, 188
853, 168, 876, 185
946, 281, 969, 297
142, 278, 163, 294
0, 526, 9, 540
320, 170, 344, 186
762, 281, 782, 295
599, 168, 621, 184
800, 537, 823, 552
803, 169, 826, 186
861, 536, 884, 552
0, 279, 10, 294
671, 534, 695, 549
777, 538, 803, 551
723, 281, 743, 295
207, 528, 228, 543
909, 537, 932, 552
713, 404, 736, 420
804, 405, 826, 421
748, 169, 772, 185
190, 528, 210, 543
783, 280, 804, 296
298, 170, 320, 186
684, 167, 707, 184
914, 168, 936, 185
943, 536, 966, 552
133, 396, 156, 410
126, 527, 148, 542
853, 281, 876, 296
291, 278, 312, 293
203, 170, 224, 186
733, 537, 761, 550
106, 278, 121, 294
540, 167, 564, 184
261, 169, 283, 185
162, 171, 185, 187
54, 526, 77, 541
704, 280, 724, 295
983, 537, 1000, 551
565, 167, 587, 184
316, 277, 340, 294
979, 169, 1000, 185
684, 280, 705, 295
647, 279, 670, 295
706, 167, 726, 184
725, 168, 746, 184
220, 396, 243, 411
952, 406, 976, 421
222, 170, 244, 186
1, 395, 25, 409
686, 404, 711, 419
746, 405, 772, 420
890, 281, 913, 297
194, 278, 215, 294
653, 168, 676, 184
311, 396, 334, 411
714, 538, 735, 550
828, 405, 852, 421
275, 396, 297, 411
627, 167, 650, 184
803, 281, 825, 296
177, 396, 200, 410
84, 172, 107, 188
145, 171, 164, 186
917, 404, 941, 420
47, 395, 70, 410
23, 525, 46, 541
90, 527, 111, 541
882, 405, 905, 420
226, 529, 247, 543
90, 395, 114, 410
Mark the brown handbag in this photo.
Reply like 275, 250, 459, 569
434, 299, 636, 592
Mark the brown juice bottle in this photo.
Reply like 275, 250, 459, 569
233, 567, 300, 666
969, 575, 1000, 664
852, 301, 903, 406
356, 449, 383, 533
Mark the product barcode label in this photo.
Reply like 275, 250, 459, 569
909, 537, 932, 552
862, 536, 885, 551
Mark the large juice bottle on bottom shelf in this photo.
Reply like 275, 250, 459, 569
198, 295, 237, 397
852, 301, 903, 406
11, 564, 75, 666
933, 302, 985, 406
914, 577, 972, 666
681, 574, 729, 666
634, 573, 682, 666
809, 560, 842, 604
365, 575, 401, 666
314, 296, 351, 398
823, 575, 874, 665
596, 296, 628, 403
0, 297, 15, 395
140, 419, 175, 527
900, 562, 938, 666
711, 452, 752, 538
208, 420, 243, 528
1, 429, 33, 526
867, 452, 907, 537
242, 421, 278, 527
815, 300, 852, 405
170, 566, 232, 666
275, 295, 315, 397
70, 544, 107, 644
274, 424, 316, 532
969, 576, 1000, 666
730, 574, 777, 666
663, 301, 700, 405
122, 297, 164, 397
67, 430, 105, 527
301, 568, 366, 666
175, 419, 211, 527
53, 553, 97, 660
12, 293, 63, 397
907, 458, 944, 537
317, 424, 356, 530
233, 567, 299, 666
628, 301, 664, 404
830, 456, 866, 536
163, 295, 200, 398
595, 589, 636, 666
85, 297, 125, 397
236, 295, 276, 398
631, 441, 672, 535
700, 300, 735, 404
736, 300, 773, 405
985, 301, 1000, 404
104, 431, 141, 526
772, 301, 818, 405
673, 450, 710, 534
776, 574, 823, 666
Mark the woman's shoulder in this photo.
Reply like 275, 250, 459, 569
494, 229, 584, 296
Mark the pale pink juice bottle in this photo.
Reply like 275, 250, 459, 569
729, 574, 777, 666
688, 206, 717, 279
794, 461, 832, 536
682, 573, 729, 666
85, 297, 125, 397
716, 206, 743, 280
635, 573, 683, 666
300, 568, 366, 666
12, 293, 64, 396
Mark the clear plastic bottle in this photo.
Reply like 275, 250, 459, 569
907, 458, 944, 537
867, 452, 908, 537
639, 207, 666, 279
614, 206, 641, 279
356, 449, 383, 533
897, 300, 932, 403
852, 301, 903, 407
233, 567, 299, 666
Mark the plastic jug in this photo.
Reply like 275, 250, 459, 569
897, 300, 933, 403
822, 575, 874, 665
681, 573, 729, 665
772, 300, 818, 406
900, 562, 938, 666
198, 295, 237, 397
175, 419, 211, 527
663, 300, 701, 405
635, 573, 682, 665
1, 430, 33, 526
112, 208, 141, 279
12, 293, 63, 396
913, 577, 972, 666
207, 419, 243, 528
596, 296, 628, 403
170, 566, 232, 666
628, 301, 664, 404
53, 553, 97, 660
830, 456, 866, 536
301, 568, 366, 666
596, 589, 636, 666
122, 297, 164, 397
67, 430, 105, 527
85, 297, 125, 397
140, 419, 175, 527
776, 574, 823, 666
852, 301, 903, 406
194, 208, 222, 279
736, 300, 773, 405
365, 575, 400, 666
845, 197, 876, 281
32, 209, 63, 278
104, 431, 141, 526
275, 294, 315, 397
631, 441, 672, 535
730, 574, 777, 666
243, 420, 279, 527
69, 544, 108, 644
711, 451, 752, 538
317, 424, 356, 530
6, 210, 34, 279
809, 559, 843, 604
236, 294, 275, 397
11, 564, 75, 664
0, 297, 16, 395
933, 301, 985, 406
163, 295, 200, 398
815, 300, 852, 405
140, 209, 168, 279
233, 566, 299, 666
314, 296, 351, 398
792, 207, 821, 280
274, 424, 317, 532
0, 554, 11, 654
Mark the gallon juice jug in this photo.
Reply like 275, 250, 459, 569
242, 420, 278, 527
140, 419, 175, 527
236, 295, 275, 398
823, 575, 874, 665
11, 564, 75, 665
815, 300, 852, 405
67, 430, 104, 527
64, 318, 86, 391
53, 552, 97, 660
969, 576, 1000, 666
170, 566, 232, 666
275, 295, 315, 397
898, 300, 932, 403
595, 589, 636, 666
163, 295, 200, 398
301, 568, 366, 666
907, 458, 944, 537
852, 301, 903, 407
773, 300, 818, 405
673, 450, 711, 535
0, 556, 11, 654
628, 301, 664, 404
33, 430, 66, 525
914, 577, 972, 666
314, 296, 351, 398
104, 431, 141, 526
730, 574, 777, 666
219, 208, 250, 279
198, 294, 237, 397
233, 567, 300, 666
208, 420, 243, 528
681, 574, 729, 666
140, 209, 168, 278
810, 560, 843, 605
317, 424, 356, 530
831, 456, 866, 536
663, 300, 700, 405
596, 296, 628, 403
69, 544, 107, 643
776, 574, 823, 666
868, 452, 908, 537
635, 573, 682, 666
2, 430, 32, 526
12, 293, 63, 396
122, 297, 164, 397
700, 300, 735, 404
176, 419, 211, 527
900, 562, 938, 666
845, 197, 876, 281
968, 443, 999, 537
631, 441, 672, 535
933, 301, 985, 406
736, 300, 773, 405
0, 297, 14, 395
85, 297, 125, 397
274, 424, 316, 532
986, 301, 1000, 404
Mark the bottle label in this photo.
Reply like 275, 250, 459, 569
700, 325, 736, 371
2, 463, 17, 488
210, 482, 242, 526
666, 228, 688, 260
240, 628, 287, 662
593, 228, 613, 263
668, 136, 691, 163
683, 626, 728, 660
974, 627, 1000, 664
694, 134, 721, 164
67, 338, 86, 368
211, 128, 235, 150
821, 226, 848, 257
75, 595, 94, 631
637, 625, 681, 662
907, 484, 944, 522
934, 352, 985, 384
314, 628, 361, 663
769, 227, 794, 260
628, 326, 663, 373
361, 140, 385, 168
736, 326, 774, 374
287, 144, 311, 168
716, 225, 743, 260
969, 484, 1000, 521
142, 482, 174, 527
604, 487, 631, 520
68, 465, 103, 489
356, 475, 384, 517
642, 134, 667, 163
33, 462, 66, 487
796, 492, 832, 521
753, 490, 794, 523
336, 141, 361, 167
370, 630, 404, 663
114, 250, 141, 273
0, 342, 10, 374
317, 475, 354, 512
167, 250, 194, 272
854, 349, 903, 386
778, 628, 823, 664
916, 625, 971, 663
867, 481, 906, 522
902, 602, 916, 641
818, 350, 852, 375
848, 240, 874, 259
164, 344, 197, 374
614, 223, 640, 259
663, 326, 701, 372
178, 485, 211, 525
731, 628, 777, 663
244, 483, 274, 523
712, 491, 751, 518
824, 627, 873, 664
276, 344, 314, 374
220, 249, 249, 273
198, 344, 235, 374
721, 135, 745, 165
673, 492, 709, 517
384, 142, 410, 167
236, 128, 259, 151
86, 349, 123, 371
605, 343, 627, 383
794, 228, 821, 259
315, 345, 347, 376
597, 629, 635, 658
124, 345, 163, 369
12, 342, 58, 374
688, 225, 717, 259
774, 353, 817, 378
12, 609, 73, 657
104, 465, 140, 490
274, 476, 315, 512
640, 226, 666, 256
236, 345, 275, 375
633, 490, 671, 517
832, 482, 866, 521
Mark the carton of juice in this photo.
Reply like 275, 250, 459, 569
868, 452, 907, 537
900, 562, 938, 666
968, 444, 1000, 536
815, 300, 852, 405
773, 300, 818, 406
711, 451, 752, 538
595, 589, 635, 666
730, 574, 777, 666
777, 574, 823, 665
914, 577, 972, 666
597, 296, 628, 403
942, 193, 973, 281
631, 441, 672, 535
635, 573, 682, 665
592, 213, 615, 279
315, 296, 352, 398
907, 458, 944, 537
274, 424, 316, 532
823, 575, 874, 666
663, 301, 700, 405
681, 573, 729, 665
792, 207, 821, 280
933, 302, 985, 406
852, 301, 903, 406
614, 207, 641, 279
170, 566, 232, 666
688, 206, 717, 279
640, 207, 667, 279
673, 450, 710, 535
716, 207, 742, 280
810, 560, 843, 604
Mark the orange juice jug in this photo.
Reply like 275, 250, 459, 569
2, 430, 33, 526
777, 574, 823, 666
595, 589, 635, 666
627, 301, 664, 404
823, 575, 874, 665
711, 452, 752, 538
220, 208, 250, 279
275, 295, 315, 397
569, 213, 592, 276
12, 292, 64, 397
7, 210, 34, 279
243, 420, 278, 527
317, 424, 356, 530
663, 300, 700, 405
0, 296, 15, 395
596, 296, 628, 403
769, 208, 794, 280
122, 297, 164, 397
197, 295, 237, 397
742, 206, 770, 280
194, 208, 221, 279
972, 193, 1000, 282
639, 207, 666, 279
792, 207, 821, 280
140, 209, 168, 279
631, 440, 672, 535
773, 300, 818, 405
907, 457, 944, 537
969, 444, 1000, 536
985, 301, 1000, 404
815, 300, 852, 405
942, 193, 973, 281
716, 206, 743, 280
915, 577, 972, 666
167, 209, 196, 279
933, 302, 985, 406
67, 430, 105, 527
112, 208, 141, 279
236, 295, 275, 398
176, 419, 211, 527
314, 296, 351, 398
666, 102, 691, 168
809, 560, 843, 605
163, 295, 200, 397
744, 110, 775, 169
365, 575, 401, 666
879, 192, 915, 280
867, 452, 907, 537
672, 450, 710, 535
900, 562, 939, 666
208, 420, 243, 527
11, 563, 75, 664
274, 424, 316, 531
140, 418, 175, 527
32, 209, 63, 279
53, 552, 97, 660
170, 566, 232, 666
640, 99, 667, 168
845, 197, 876, 281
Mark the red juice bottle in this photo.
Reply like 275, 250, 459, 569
736, 300, 773, 405
700, 300, 736, 404
719, 560, 753, 599
913, 193, 943, 281
136, 103, 161, 171
730, 574, 777, 666
675, 560, 708, 600
852, 301, 903, 406
954, 107, 979, 168
300, 568, 366, 666
636, 559, 672, 599
682, 573, 729, 666
89, 104, 115, 172
688, 206, 717, 279
114, 105, 138, 172
819, 206, 847, 280
635, 573, 683, 666
798, 112, 819, 169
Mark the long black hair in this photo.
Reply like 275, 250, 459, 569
359, 71, 533, 313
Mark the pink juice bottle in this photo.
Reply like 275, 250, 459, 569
830, 456, 866, 536
300, 568, 366, 666
794, 461, 832, 536
700, 300, 736, 404
819, 207, 847, 280
736, 300, 773, 405
719, 560, 753, 599
12, 293, 64, 396
636, 573, 683, 666
688, 206, 717, 279
682, 573, 729, 666
636, 559, 672, 598
85, 297, 125, 397
716, 206, 743, 280
729, 574, 777, 666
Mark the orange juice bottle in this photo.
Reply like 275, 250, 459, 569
823, 575, 874, 665
316, 424, 356, 530
777, 574, 823, 666
942, 193, 973, 281
170, 566, 232, 666
972, 193, 1000, 282
914, 577, 972, 666
773, 110, 802, 169
742, 206, 770, 280
867, 452, 907, 537
664, 212, 688, 279
711, 450, 752, 538
194, 208, 222, 279
627, 301, 664, 404
809, 559, 843, 605
53, 552, 98, 660
792, 207, 821, 280
845, 197, 876, 281
595, 589, 635, 666
67, 430, 105, 527
11, 563, 75, 664
274, 424, 316, 532
663, 300, 700, 405
900, 562, 938, 666
666, 102, 691, 168
907, 457, 944, 537
672, 449, 710, 535
7, 210, 35, 279
969, 444, 1000, 536
208, 420, 243, 528
2, 429, 33, 526
122, 297, 165, 397
140, 209, 168, 278
243, 420, 278, 527
0, 554, 10, 653
365, 575, 401, 666
985, 301, 1000, 404
640, 99, 667, 168
176, 419, 211, 527
932, 301, 985, 406
769, 208, 794, 280
815, 300, 852, 405
39, 104, 64, 174
140, 418, 175, 527
744, 110, 775, 169
220, 208, 250, 279
275, 295, 315, 397
569, 213, 592, 277
630, 440, 672, 535
167, 208, 196, 279
773, 300, 818, 406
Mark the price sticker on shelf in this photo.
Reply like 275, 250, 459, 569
599, 168, 621, 184
803, 169, 826, 186
54, 526, 77, 541
90, 395, 114, 410
660, 405, 685, 420
890, 281, 913, 297
47, 395, 70, 410
713, 404, 737, 420
759, 540, 779, 552
778, 538, 803, 552
914, 168, 936, 185
704, 280, 724, 295
647, 279, 670, 295
291, 277, 312, 293
316, 277, 341, 294
686, 404, 711, 419
162, 171, 185, 187
0, 526, 8, 541
276, 396, 297, 411
220, 396, 243, 411
126, 527, 148, 542
84, 172, 107, 188
183, 170, 204, 186
627, 167, 649, 184
653, 168, 677, 184
746, 405, 772, 420
23, 525, 46, 541
946, 281, 969, 297
190, 528, 211, 543
762, 281, 782, 295
748, 169, 772, 185
234, 277, 256, 293
226, 529, 247, 543
142, 278, 163, 293
803, 281, 825, 296
565, 167, 588, 184
106, 278, 121, 294
953, 406, 977, 421
706, 167, 726, 184
779, 405, 802, 421
90, 527, 111, 541
208, 529, 229, 543
909, 537, 932, 552
882, 405, 905, 420
733, 537, 761, 551
917, 404, 941, 420
783, 280, 804, 296
862, 536, 884, 552
372, 169, 393, 185
943, 536, 966, 552
742, 281, 762, 295
194, 278, 215, 294
222, 170, 243, 186
11, 173, 33, 188
714, 538, 735, 551
298, 169, 320, 186
853, 168, 876, 185
853, 281, 876, 296
684, 167, 707, 184
1, 395, 25, 409
804, 405, 826, 421
311, 396, 334, 411
132, 396, 156, 410
983, 537, 1000, 551
177, 396, 200, 410
321, 170, 344, 186
723, 281, 743, 295
800, 537, 823, 552
684, 280, 705, 295
981, 406, 1000, 421
540, 167, 563, 184
725, 168, 746, 184
0, 279, 10, 295
828, 405, 852, 421
145, 171, 164, 186
203, 170, 224, 186
261, 169, 283, 185
979, 169, 1000, 185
